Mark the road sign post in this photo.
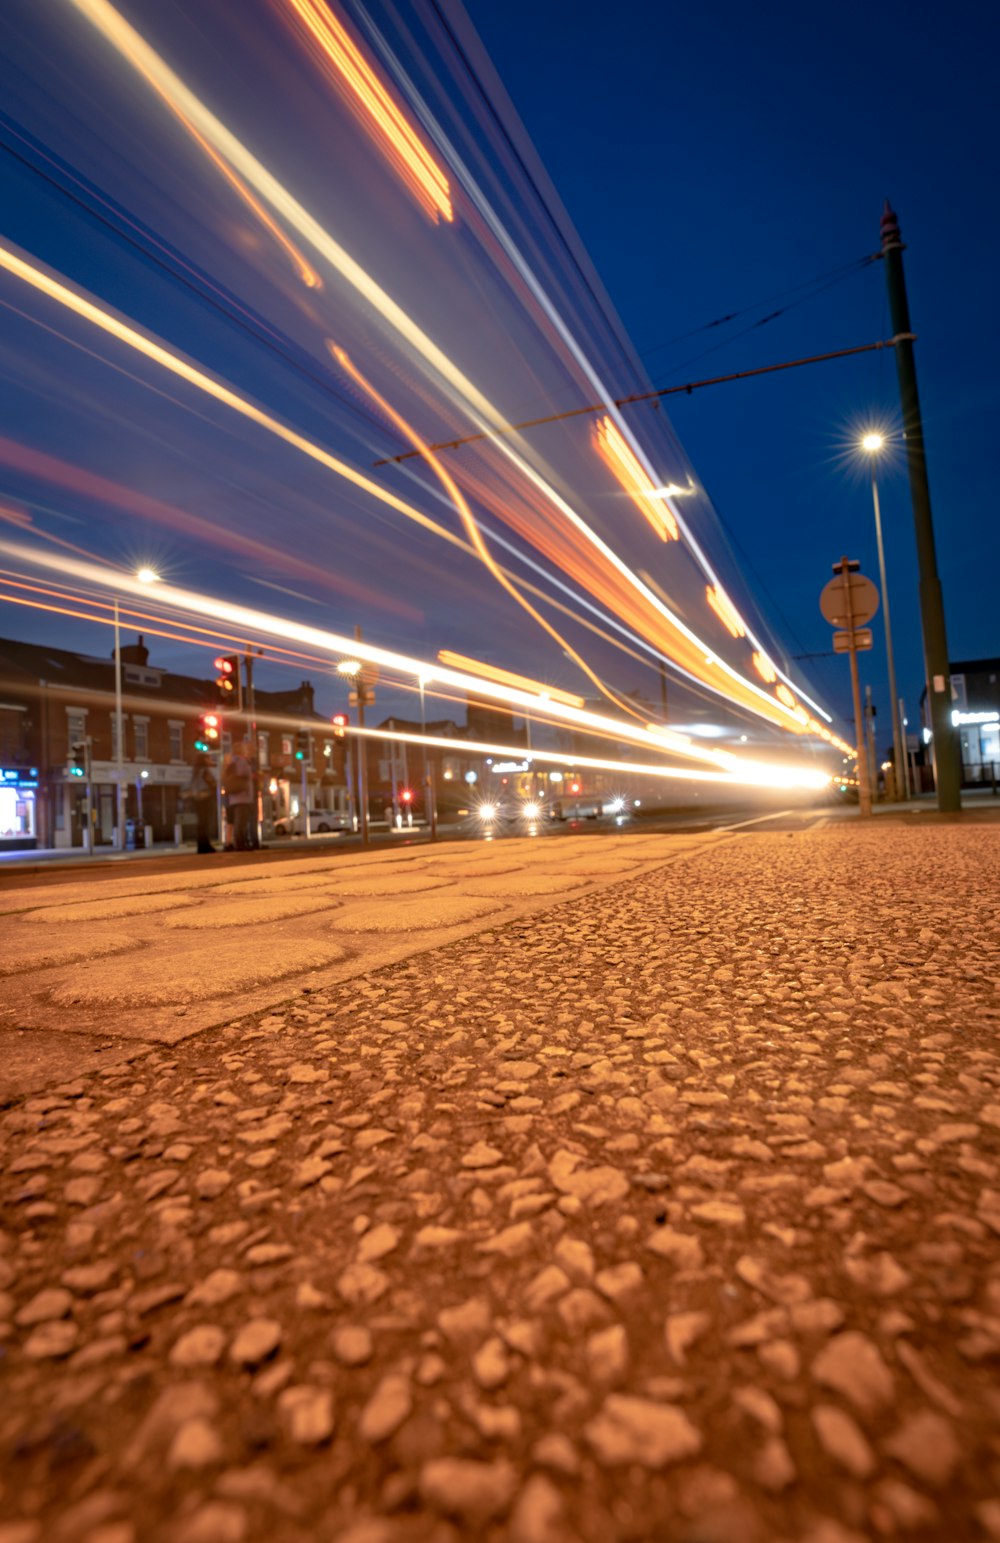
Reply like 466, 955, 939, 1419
820, 558, 879, 817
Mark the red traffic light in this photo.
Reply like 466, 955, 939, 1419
213, 657, 234, 675
569, 781, 581, 794
400, 788, 413, 804
331, 713, 348, 737
200, 712, 220, 741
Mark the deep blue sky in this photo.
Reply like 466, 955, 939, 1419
465, 0, 1000, 730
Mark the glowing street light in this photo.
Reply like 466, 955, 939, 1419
136, 567, 160, 583
860, 431, 907, 798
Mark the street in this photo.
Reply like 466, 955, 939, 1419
2, 815, 999, 1542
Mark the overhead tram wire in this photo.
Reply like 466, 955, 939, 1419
637, 253, 879, 365
373, 336, 912, 465
0, 117, 391, 444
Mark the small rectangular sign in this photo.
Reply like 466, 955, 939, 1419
833, 628, 873, 653
348, 690, 375, 706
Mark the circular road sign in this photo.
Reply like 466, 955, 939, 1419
820, 571, 879, 628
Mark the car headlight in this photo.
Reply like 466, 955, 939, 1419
478, 803, 498, 821
522, 802, 541, 821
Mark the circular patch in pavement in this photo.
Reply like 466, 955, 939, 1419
0, 931, 136, 977
162, 895, 343, 928
325, 873, 455, 896
49, 935, 349, 1006
455, 873, 591, 896
20, 893, 195, 924
331, 895, 497, 932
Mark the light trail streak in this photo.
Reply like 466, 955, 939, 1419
348, 725, 832, 794
0, 539, 783, 773
706, 583, 747, 639
329, 343, 651, 725
0, 231, 836, 746
752, 650, 777, 684
593, 417, 678, 542
62, 0, 831, 736
283, 0, 453, 223
435, 651, 585, 709
0, 243, 463, 579
344, 22, 835, 730
165, 114, 321, 289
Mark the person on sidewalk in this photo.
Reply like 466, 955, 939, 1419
187, 752, 217, 854
222, 739, 255, 850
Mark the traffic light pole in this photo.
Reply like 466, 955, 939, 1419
84, 737, 95, 856
880, 202, 961, 811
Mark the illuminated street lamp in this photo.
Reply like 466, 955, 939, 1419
860, 433, 908, 799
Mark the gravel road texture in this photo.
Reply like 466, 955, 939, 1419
1, 821, 999, 1542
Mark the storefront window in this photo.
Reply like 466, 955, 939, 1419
0, 772, 37, 845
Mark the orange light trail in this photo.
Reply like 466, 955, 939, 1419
435, 650, 586, 709
593, 416, 678, 542
329, 343, 652, 727
706, 583, 746, 639
752, 650, 777, 684
284, 0, 453, 223
170, 114, 320, 289
61, 0, 835, 740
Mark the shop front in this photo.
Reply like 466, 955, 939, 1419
0, 766, 39, 851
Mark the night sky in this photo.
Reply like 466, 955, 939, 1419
463, 0, 1000, 728
1, 0, 996, 764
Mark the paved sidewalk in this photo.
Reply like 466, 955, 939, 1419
0, 833, 725, 1096
2, 822, 999, 1542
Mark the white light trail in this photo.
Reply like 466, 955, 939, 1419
59, 0, 831, 732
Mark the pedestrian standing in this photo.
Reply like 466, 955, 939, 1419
187, 753, 217, 854
223, 739, 255, 850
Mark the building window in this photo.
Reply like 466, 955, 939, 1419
67, 709, 86, 748
222, 732, 232, 755
133, 718, 149, 760
169, 722, 184, 761
257, 731, 269, 766
281, 735, 292, 759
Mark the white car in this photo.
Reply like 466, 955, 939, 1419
272, 808, 352, 836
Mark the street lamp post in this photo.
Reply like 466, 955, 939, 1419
418, 672, 437, 842
113, 598, 125, 850
861, 433, 907, 801
337, 640, 369, 848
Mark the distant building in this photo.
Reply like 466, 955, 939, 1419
0, 633, 342, 851
920, 657, 1000, 788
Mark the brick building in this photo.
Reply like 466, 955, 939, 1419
0, 632, 346, 850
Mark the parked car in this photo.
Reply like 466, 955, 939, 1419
272, 808, 352, 836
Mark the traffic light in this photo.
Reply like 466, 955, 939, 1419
400, 788, 413, 805
196, 712, 220, 752
569, 780, 581, 795
294, 729, 309, 761
331, 713, 348, 738
214, 655, 239, 697
69, 742, 87, 777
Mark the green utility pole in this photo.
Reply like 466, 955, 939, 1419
880, 202, 961, 811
